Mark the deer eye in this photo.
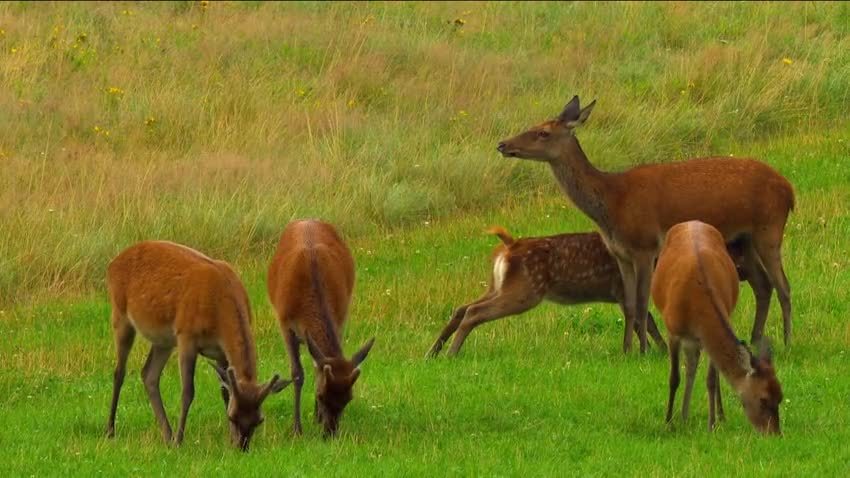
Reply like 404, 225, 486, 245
537, 130, 550, 138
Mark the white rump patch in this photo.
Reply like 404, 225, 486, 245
493, 253, 509, 291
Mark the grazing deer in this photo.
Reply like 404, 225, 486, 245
652, 221, 783, 434
426, 227, 668, 358
268, 219, 375, 438
498, 96, 795, 354
105, 241, 289, 451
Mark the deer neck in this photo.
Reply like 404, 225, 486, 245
700, 328, 750, 393
222, 331, 258, 384
549, 137, 614, 231
302, 309, 345, 361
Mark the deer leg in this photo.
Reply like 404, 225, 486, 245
707, 361, 719, 431
446, 291, 541, 357
142, 345, 174, 444
106, 314, 135, 438
681, 344, 700, 422
715, 373, 725, 421
216, 358, 230, 410
666, 337, 681, 423
284, 329, 305, 435
427, 290, 494, 359
740, 241, 774, 344
633, 255, 655, 355
174, 344, 198, 446
753, 236, 792, 345
622, 306, 666, 354
615, 257, 637, 354
314, 397, 321, 424
645, 311, 667, 353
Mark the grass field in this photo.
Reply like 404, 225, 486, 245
2, 1, 850, 476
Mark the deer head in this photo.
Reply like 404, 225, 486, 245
212, 365, 290, 451
736, 339, 783, 435
497, 95, 596, 162
306, 336, 375, 438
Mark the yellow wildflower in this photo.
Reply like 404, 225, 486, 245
347, 99, 356, 108
145, 117, 156, 127
782, 58, 793, 65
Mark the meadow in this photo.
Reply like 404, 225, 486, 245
1, 1, 849, 476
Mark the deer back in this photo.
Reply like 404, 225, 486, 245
268, 220, 355, 344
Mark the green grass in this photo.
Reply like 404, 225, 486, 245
2, 1, 850, 476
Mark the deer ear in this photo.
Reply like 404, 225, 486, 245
351, 337, 375, 368
558, 95, 581, 123
209, 361, 230, 391
306, 335, 326, 363
565, 100, 596, 128
259, 374, 291, 402
225, 367, 243, 396
350, 367, 361, 385
323, 364, 335, 381
736, 343, 755, 376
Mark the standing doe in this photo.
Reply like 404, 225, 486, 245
268, 220, 375, 438
652, 221, 783, 434
106, 241, 288, 451
498, 96, 794, 354
426, 227, 668, 358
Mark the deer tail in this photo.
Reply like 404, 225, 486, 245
486, 226, 515, 246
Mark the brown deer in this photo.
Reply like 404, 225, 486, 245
498, 95, 794, 354
267, 219, 375, 438
105, 241, 289, 451
652, 221, 783, 434
426, 227, 667, 358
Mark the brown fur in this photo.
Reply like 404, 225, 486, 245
426, 227, 668, 358
498, 96, 794, 354
267, 219, 375, 437
105, 240, 287, 451
652, 221, 783, 434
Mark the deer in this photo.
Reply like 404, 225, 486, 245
426, 227, 668, 358
652, 221, 783, 434
105, 240, 289, 451
267, 219, 375, 438
497, 95, 795, 354
425, 227, 757, 358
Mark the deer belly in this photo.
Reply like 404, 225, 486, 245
199, 344, 226, 362
546, 281, 615, 304
127, 312, 177, 347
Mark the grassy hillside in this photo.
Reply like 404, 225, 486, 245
2, 1, 849, 303
1, 1, 850, 476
